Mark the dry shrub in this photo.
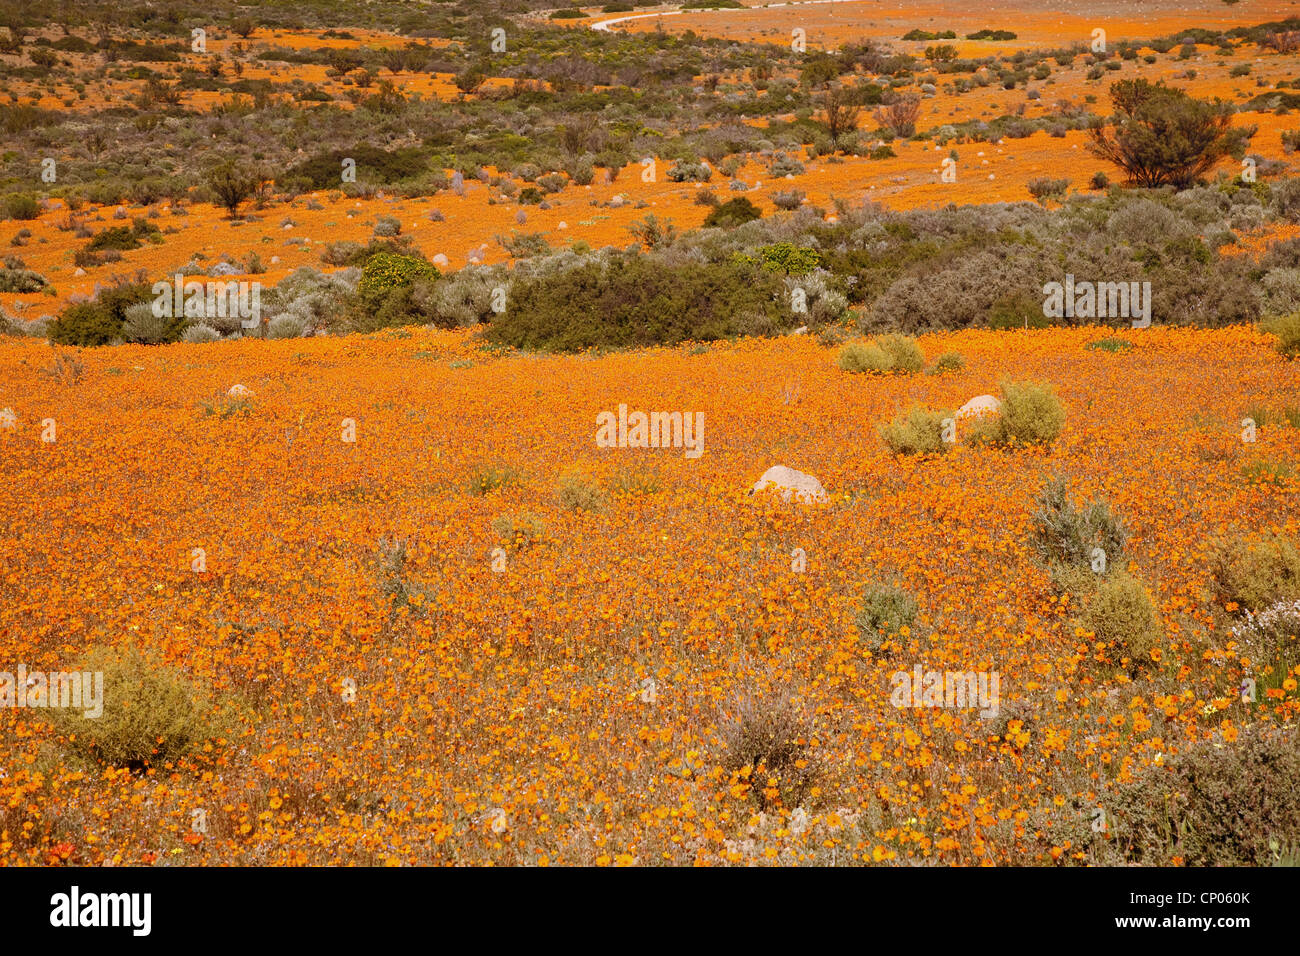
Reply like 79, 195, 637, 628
48, 645, 215, 770
880, 406, 953, 455
557, 470, 607, 512
720, 689, 821, 811
1108, 726, 1300, 866
1211, 532, 1300, 612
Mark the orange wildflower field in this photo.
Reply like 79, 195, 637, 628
3, 0, 1300, 885
2, 324, 1297, 866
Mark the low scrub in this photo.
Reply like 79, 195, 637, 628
1108, 726, 1300, 866
487, 254, 788, 352
1210, 532, 1300, 612
880, 406, 953, 455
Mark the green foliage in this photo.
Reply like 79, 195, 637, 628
855, 582, 920, 646
702, 196, 762, 228
1030, 475, 1128, 578
1108, 727, 1300, 866
2, 193, 39, 220
1081, 573, 1162, 673
838, 342, 891, 374
487, 255, 789, 352
929, 351, 965, 373
46, 282, 152, 347
48, 645, 215, 770
1263, 312, 1300, 358
492, 512, 547, 551
1088, 79, 1256, 189
879, 405, 954, 455
876, 333, 924, 372
995, 380, 1066, 445
1211, 532, 1300, 612
557, 471, 607, 512
732, 241, 821, 276
356, 252, 439, 306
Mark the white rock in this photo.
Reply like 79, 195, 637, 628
957, 395, 1001, 420
558, 221, 568, 230
750, 466, 828, 504
432, 253, 449, 267
228, 384, 253, 398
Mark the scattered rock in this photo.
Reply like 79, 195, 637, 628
750, 466, 828, 504
958, 395, 1001, 420
73, 268, 85, 277
228, 384, 253, 398
432, 253, 449, 268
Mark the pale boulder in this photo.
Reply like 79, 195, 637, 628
228, 384, 253, 398
750, 466, 828, 504
958, 394, 1001, 420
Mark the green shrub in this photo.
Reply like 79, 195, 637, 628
996, 380, 1066, 445
1264, 312, 1300, 358
557, 471, 607, 512
855, 582, 919, 649
1030, 475, 1128, 577
3, 193, 40, 220
48, 645, 214, 769
182, 323, 221, 343
47, 282, 153, 346
702, 196, 762, 228
469, 462, 520, 496
86, 225, 141, 252
929, 351, 964, 373
1210, 532, 1300, 612
1086, 337, 1134, 353
121, 301, 184, 344
487, 255, 788, 352
281, 145, 428, 190
876, 333, 924, 372
1081, 573, 1162, 674
1108, 726, 1300, 866
838, 342, 891, 373
880, 405, 954, 455
356, 252, 438, 306
0, 266, 47, 293
492, 512, 547, 551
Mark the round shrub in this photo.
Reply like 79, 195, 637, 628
268, 314, 306, 339
48, 645, 215, 769
997, 380, 1066, 445
1082, 573, 1161, 673
182, 323, 221, 343
1210, 532, 1300, 612
876, 333, 924, 372
879, 405, 954, 455
855, 582, 919, 646
838, 342, 891, 373
357, 252, 439, 305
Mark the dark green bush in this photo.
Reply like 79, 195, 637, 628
703, 196, 762, 228
488, 255, 788, 352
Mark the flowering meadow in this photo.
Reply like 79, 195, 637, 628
2, 323, 1296, 866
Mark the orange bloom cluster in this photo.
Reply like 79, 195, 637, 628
0, 323, 1296, 866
